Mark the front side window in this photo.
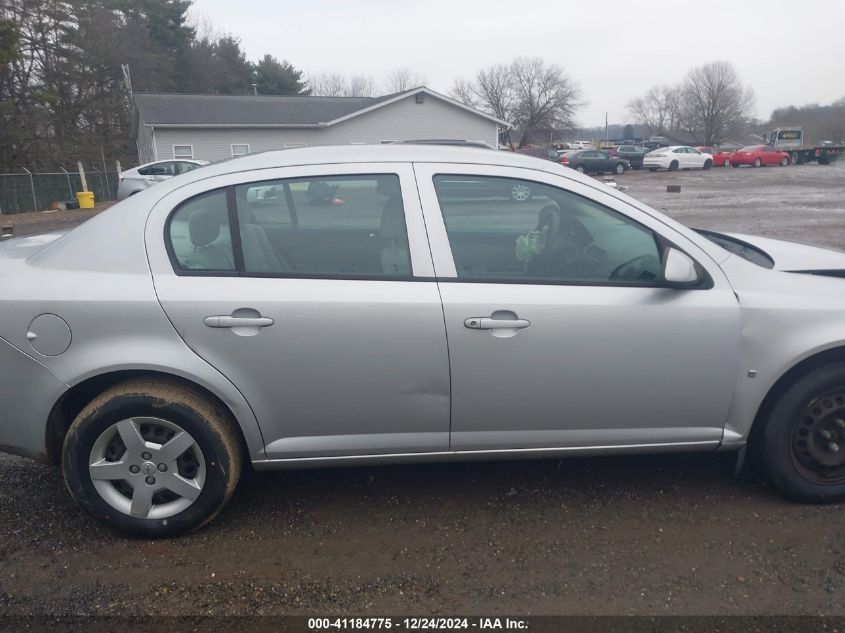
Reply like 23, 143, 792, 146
168, 174, 411, 278
432, 175, 662, 285
173, 145, 193, 159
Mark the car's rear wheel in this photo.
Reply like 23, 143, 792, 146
669, 160, 679, 171
724, 159, 731, 167
759, 363, 845, 502
615, 163, 625, 175
576, 165, 586, 173
753, 157, 762, 168
780, 156, 789, 166
703, 159, 713, 170
62, 379, 243, 537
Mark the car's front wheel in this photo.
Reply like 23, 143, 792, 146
703, 159, 713, 170
759, 363, 845, 502
62, 378, 243, 537
615, 163, 625, 175
753, 157, 762, 168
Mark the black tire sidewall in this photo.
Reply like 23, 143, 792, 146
63, 392, 236, 537
761, 363, 845, 502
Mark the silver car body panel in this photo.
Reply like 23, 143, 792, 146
0, 145, 844, 467
724, 232, 845, 270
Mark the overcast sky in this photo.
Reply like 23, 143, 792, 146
192, 0, 845, 127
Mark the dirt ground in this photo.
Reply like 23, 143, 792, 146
1, 161, 844, 619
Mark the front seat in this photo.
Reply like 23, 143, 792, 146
238, 222, 287, 273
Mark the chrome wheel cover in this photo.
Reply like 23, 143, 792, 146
88, 417, 206, 520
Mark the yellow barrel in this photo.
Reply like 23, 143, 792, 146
75, 191, 95, 209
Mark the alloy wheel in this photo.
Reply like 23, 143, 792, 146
88, 417, 206, 519
511, 183, 531, 202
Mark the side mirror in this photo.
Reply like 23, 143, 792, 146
662, 248, 702, 288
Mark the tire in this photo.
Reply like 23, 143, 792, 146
669, 160, 679, 171
62, 378, 243, 537
703, 159, 713, 170
724, 159, 730, 167
780, 156, 789, 166
615, 163, 625, 175
576, 165, 586, 173
758, 362, 845, 502
753, 158, 762, 168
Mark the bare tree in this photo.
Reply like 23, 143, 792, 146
308, 72, 376, 97
509, 57, 581, 147
678, 61, 755, 145
347, 74, 376, 97
383, 67, 426, 93
627, 85, 681, 135
452, 58, 581, 147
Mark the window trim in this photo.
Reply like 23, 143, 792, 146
231, 143, 250, 157
172, 144, 194, 159
164, 174, 417, 281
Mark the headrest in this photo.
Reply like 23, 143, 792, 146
189, 208, 222, 247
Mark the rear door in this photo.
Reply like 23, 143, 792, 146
145, 163, 451, 459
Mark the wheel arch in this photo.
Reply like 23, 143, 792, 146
45, 369, 255, 466
749, 346, 845, 447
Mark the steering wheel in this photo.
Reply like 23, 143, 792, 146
609, 254, 661, 282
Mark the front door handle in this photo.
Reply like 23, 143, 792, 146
203, 315, 274, 328
464, 317, 530, 330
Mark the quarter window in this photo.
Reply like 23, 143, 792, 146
432, 175, 662, 285
173, 145, 193, 159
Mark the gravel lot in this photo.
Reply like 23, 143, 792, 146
1, 161, 844, 618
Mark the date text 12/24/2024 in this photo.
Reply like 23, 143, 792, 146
308, 618, 528, 630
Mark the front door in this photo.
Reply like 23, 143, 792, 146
414, 163, 741, 452
146, 163, 450, 459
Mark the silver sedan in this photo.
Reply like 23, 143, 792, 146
2, 145, 845, 536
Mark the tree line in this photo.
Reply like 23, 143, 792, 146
627, 61, 756, 146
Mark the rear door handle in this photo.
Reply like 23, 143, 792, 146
203, 316, 274, 328
464, 317, 530, 330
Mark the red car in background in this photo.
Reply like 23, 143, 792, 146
729, 145, 791, 167
696, 146, 732, 167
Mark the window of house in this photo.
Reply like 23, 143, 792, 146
231, 144, 250, 157
173, 145, 193, 159
432, 175, 662, 285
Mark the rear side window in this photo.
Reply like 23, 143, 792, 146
168, 190, 235, 271
168, 174, 411, 278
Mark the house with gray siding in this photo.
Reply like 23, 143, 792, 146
133, 87, 509, 164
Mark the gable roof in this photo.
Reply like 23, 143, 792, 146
134, 87, 510, 129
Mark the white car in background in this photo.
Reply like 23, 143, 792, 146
644, 146, 714, 172
116, 159, 209, 200
566, 140, 592, 150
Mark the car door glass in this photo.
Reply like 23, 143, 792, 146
168, 190, 235, 271
233, 174, 411, 277
432, 175, 661, 284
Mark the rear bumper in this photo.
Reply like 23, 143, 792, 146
0, 337, 68, 461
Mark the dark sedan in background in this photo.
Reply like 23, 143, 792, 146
609, 145, 648, 170
561, 150, 630, 175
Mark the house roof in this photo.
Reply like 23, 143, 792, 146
134, 87, 510, 129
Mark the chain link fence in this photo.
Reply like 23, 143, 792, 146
0, 166, 120, 215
